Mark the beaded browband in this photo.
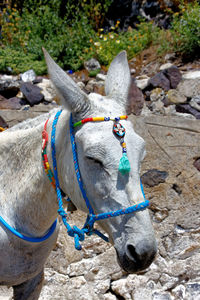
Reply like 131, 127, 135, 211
73, 115, 131, 175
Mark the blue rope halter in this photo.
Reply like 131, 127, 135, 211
51, 110, 149, 250
0, 109, 149, 247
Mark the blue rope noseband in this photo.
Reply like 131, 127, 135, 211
51, 110, 149, 250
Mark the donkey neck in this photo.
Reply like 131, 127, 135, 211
0, 111, 70, 238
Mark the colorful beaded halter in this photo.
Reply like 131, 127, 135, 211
41, 110, 149, 250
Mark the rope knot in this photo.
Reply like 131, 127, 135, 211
57, 208, 67, 217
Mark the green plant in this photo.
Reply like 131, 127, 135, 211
0, 47, 47, 74
171, 1, 200, 58
83, 20, 161, 66
89, 68, 101, 77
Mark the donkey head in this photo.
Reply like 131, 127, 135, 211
43, 49, 157, 273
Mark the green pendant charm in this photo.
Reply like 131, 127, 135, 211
118, 153, 131, 175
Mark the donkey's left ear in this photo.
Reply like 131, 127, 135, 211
43, 48, 90, 115
105, 51, 131, 108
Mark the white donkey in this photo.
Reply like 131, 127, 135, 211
0, 49, 157, 299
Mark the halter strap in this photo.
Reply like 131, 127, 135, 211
47, 110, 149, 250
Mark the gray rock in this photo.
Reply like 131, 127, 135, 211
135, 75, 150, 90
0, 75, 20, 96
20, 69, 36, 82
182, 70, 200, 80
141, 169, 168, 187
159, 63, 173, 71
177, 79, 200, 98
150, 88, 164, 102
164, 53, 176, 61
130, 68, 136, 74
84, 58, 101, 72
166, 89, 187, 104
152, 291, 173, 300
189, 95, 200, 111
163, 66, 182, 89
36, 79, 56, 102
148, 71, 170, 91
127, 78, 144, 115
176, 104, 200, 119
20, 82, 44, 106
0, 96, 24, 110
77, 81, 86, 90
149, 99, 165, 114
96, 73, 106, 81
186, 283, 200, 300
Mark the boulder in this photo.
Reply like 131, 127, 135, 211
150, 88, 164, 102
0, 95, 24, 110
148, 71, 170, 91
20, 82, 44, 106
141, 169, 168, 187
127, 78, 144, 115
84, 58, 101, 72
163, 66, 182, 89
166, 89, 187, 104
177, 79, 200, 98
159, 63, 173, 71
135, 75, 150, 90
0, 75, 20, 98
20, 69, 36, 82
182, 70, 200, 80
189, 95, 200, 111
36, 79, 56, 102
176, 104, 200, 119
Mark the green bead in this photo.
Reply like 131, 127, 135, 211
118, 153, 131, 175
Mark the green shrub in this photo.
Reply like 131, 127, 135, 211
82, 20, 161, 66
171, 1, 200, 58
0, 47, 47, 74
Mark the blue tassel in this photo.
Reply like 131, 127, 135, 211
118, 153, 131, 175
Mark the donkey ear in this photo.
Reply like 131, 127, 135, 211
105, 51, 131, 107
43, 48, 90, 114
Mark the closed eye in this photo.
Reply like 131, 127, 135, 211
86, 156, 104, 167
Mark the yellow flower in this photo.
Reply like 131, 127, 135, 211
89, 38, 93, 43
100, 34, 103, 38
110, 26, 115, 30
103, 37, 107, 41
116, 40, 120, 44
109, 34, 114, 39
94, 42, 100, 47
116, 20, 120, 24
99, 28, 104, 32
99, 46, 102, 50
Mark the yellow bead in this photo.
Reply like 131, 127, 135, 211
120, 115, 128, 120
45, 162, 50, 169
93, 117, 104, 122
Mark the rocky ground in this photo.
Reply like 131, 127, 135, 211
0, 52, 200, 300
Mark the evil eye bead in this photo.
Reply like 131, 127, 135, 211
113, 122, 126, 138
104, 117, 110, 121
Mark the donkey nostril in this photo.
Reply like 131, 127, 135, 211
126, 244, 139, 262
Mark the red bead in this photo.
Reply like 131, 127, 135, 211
82, 118, 93, 124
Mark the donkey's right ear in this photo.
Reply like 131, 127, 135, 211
43, 48, 90, 115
